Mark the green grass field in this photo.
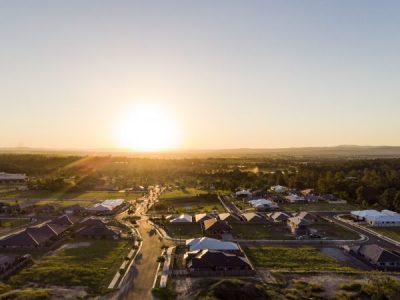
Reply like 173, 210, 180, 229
231, 223, 294, 240
164, 223, 203, 239
9, 240, 131, 294
281, 202, 361, 212
309, 221, 360, 240
0, 218, 31, 229
151, 189, 225, 213
368, 227, 400, 242
244, 246, 352, 272
160, 188, 208, 199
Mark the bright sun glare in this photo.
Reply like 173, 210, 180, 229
116, 103, 180, 152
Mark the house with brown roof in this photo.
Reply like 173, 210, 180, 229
64, 204, 86, 215
349, 244, 400, 269
218, 213, 242, 223
202, 218, 231, 235
241, 213, 266, 223
0, 231, 39, 248
186, 250, 252, 272
75, 222, 121, 239
292, 212, 319, 223
194, 213, 214, 223
268, 211, 291, 223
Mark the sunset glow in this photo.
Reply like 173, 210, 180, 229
115, 103, 180, 152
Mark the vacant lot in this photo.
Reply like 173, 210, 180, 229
9, 240, 131, 294
1, 190, 141, 202
164, 223, 203, 239
151, 189, 225, 214
244, 246, 353, 272
369, 227, 400, 242
160, 188, 208, 199
309, 221, 360, 240
231, 223, 294, 240
281, 202, 360, 212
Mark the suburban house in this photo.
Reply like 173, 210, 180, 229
0, 215, 73, 249
287, 217, 309, 234
194, 213, 214, 223
235, 190, 252, 199
88, 199, 125, 215
186, 237, 240, 252
202, 218, 231, 235
285, 194, 307, 203
241, 212, 266, 223
270, 185, 288, 193
75, 222, 121, 239
248, 199, 278, 211
351, 210, 400, 227
348, 244, 400, 269
79, 217, 106, 227
292, 212, 319, 223
218, 212, 242, 223
64, 204, 86, 215
169, 214, 193, 223
185, 250, 252, 272
268, 211, 291, 223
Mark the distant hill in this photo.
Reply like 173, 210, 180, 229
1, 145, 400, 158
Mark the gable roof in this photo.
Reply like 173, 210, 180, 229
358, 244, 400, 263
203, 218, 231, 232
218, 213, 242, 222
187, 250, 251, 269
186, 237, 239, 251
76, 223, 120, 237
25, 225, 58, 244
194, 213, 214, 223
241, 213, 265, 222
269, 212, 290, 221
170, 214, 193, 223
0, 231, 39, 247
80, 217, 106, 227
50, 215, 74, 227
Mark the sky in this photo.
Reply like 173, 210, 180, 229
1, 0, 400, 151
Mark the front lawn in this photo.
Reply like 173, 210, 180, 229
308, 221, 360, 240
9, 240, 131, 294
281, 202, 361, 212
231, 223, 294, 240
244, 246, 353, 272
368, 227, 400, 242
164, 223, 203, 239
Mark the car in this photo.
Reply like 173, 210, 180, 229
309, 234, 322, 239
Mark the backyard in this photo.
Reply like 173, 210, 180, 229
231, 223, 294, 240
150, 188, 225, 214
309, 221, 360, 240
0, 218, 31, 230
164, 223, 203, 239
281, 202, 361, 213
8, 239, 132, 294
244, 246, 353, 272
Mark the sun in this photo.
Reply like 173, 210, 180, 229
115, 103, 180, 152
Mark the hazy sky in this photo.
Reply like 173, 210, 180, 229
1, 1, 400, 150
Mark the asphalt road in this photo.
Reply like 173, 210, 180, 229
320, 212, 400, 251
117, 218, 164, 300
115, 187, 167, 300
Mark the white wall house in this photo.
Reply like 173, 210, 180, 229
270, 185, 288, 193
351, 210, 400, 227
